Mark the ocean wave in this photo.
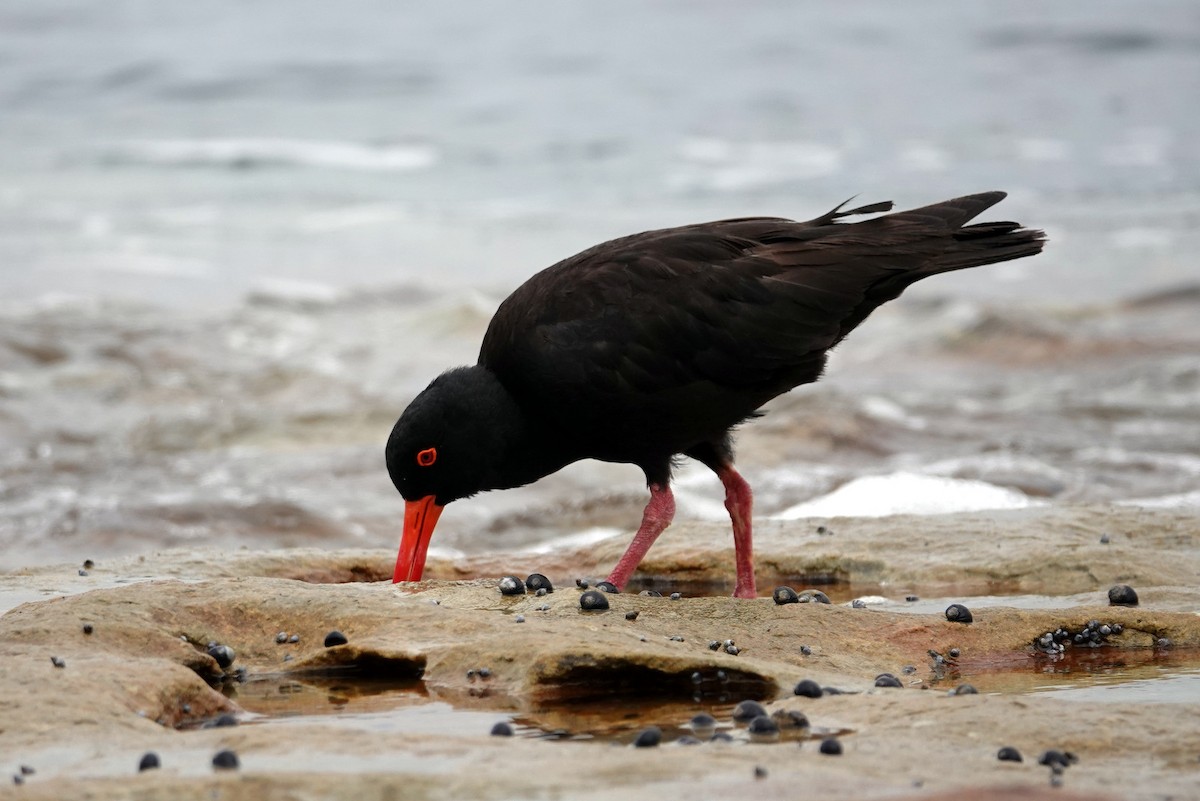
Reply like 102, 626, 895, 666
668, 137, 842, 193
920, 454, 1069, 498
98, 138, 438, 172
1, 285, 1193, 568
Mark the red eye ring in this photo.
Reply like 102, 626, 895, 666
416, 447, 437, 467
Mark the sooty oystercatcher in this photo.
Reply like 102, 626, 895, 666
386, 192, 1044, 597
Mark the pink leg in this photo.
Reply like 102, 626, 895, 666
606, 483, 675, 590
717, 465, 756, 598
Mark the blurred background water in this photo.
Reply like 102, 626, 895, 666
1, 0, 1198, 570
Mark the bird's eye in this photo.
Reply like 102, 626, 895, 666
416, 447, 437, 467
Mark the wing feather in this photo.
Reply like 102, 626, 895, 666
477, 192, 1043, 454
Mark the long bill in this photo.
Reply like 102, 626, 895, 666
393, 495, 444, 583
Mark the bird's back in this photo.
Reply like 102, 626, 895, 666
479, 192, 1044, 464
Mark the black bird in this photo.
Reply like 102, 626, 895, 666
386, 192, 1044, 597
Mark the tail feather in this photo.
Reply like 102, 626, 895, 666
829, 192, 1045, 343
930, 219, 1046, 274
812, 191, 1031, 249
810, 197, 895, 226
889, 191, 1009, 229
882, 192, 1045, 276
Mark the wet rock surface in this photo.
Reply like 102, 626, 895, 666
1, 505, 1198, 801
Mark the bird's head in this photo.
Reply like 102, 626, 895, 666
385, 365, 523, 582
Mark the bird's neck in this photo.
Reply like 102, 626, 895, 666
465, 365, 573, 493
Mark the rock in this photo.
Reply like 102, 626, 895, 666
579, 590, 609, 610
773, 586, 799, 605
525, 574, 553, 593
731, 700, 767, 722
1108, 584, 1139, 606
997, 746, 1023, 762
945, 604, 973, 624
633, 726, 661, 748
498, 576, 525, 596
206, 644, 235, 668
1, 507, 1199, 800
819, 738, 843, 755
746, 715, 780, 742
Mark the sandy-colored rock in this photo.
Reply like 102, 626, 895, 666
1, 505, 1197, 801
451, 505, 1200, 598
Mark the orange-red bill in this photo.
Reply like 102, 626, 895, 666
393, 495, 444, 583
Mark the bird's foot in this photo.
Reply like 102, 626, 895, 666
732, 581, 758, 600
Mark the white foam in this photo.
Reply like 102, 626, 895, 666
426, 545, 466, 560
671, 487, 733, 521
774, 472, 1038, 519
670, 138, 842, 192
520, 527, 623, 555
110, 138, 438, 172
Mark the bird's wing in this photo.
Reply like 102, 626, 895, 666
479, 193, 1031, 405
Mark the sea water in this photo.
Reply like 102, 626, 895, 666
1, 0, 1198, 569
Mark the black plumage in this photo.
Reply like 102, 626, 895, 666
386, 191, 1044, 596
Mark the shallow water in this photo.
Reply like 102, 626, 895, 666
217, 647, 1200, 747
1034, 667, 1200, 703
218, 675, 430, 721
228, 675, 840, 745
951, 647, 1200, 701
